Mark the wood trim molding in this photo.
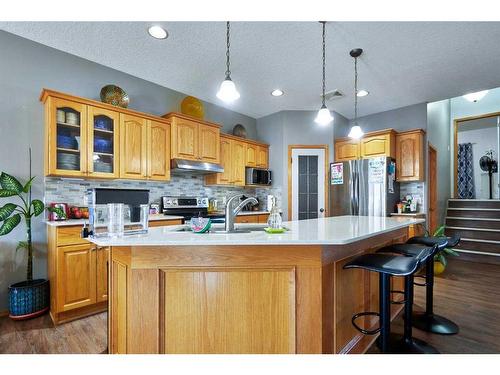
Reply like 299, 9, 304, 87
162, 112, 222, 129
453, 111, 500, 198
40, 89, 171, 124
335, 128, 396, 142
287, 144, 330, 221
0, 309, 8, 318
219, 132, 269, 147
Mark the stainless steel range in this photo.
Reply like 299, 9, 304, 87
161, 196, 225, 222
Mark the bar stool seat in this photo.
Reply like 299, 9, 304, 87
344, 252, 420, 353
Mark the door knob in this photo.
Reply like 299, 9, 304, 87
319, 208, 325, 213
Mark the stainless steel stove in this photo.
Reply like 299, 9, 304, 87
161, 196, 225, 222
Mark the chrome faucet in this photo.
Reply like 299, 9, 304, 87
224, 194, 258, 232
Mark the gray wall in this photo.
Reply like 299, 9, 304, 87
256, 109, 349, 219
427, 100, 452, 225
0, 30, 257, 311
345, 103, 428, 135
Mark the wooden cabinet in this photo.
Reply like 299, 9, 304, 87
147, 120, 171, 181
256, 145, 269, 168
396, 129, 425, 181
165, 113, 221, 163
199, 124, 220, 162
245, 143, 258, 167
42, 89, 171, 181
235, 213, 270, 224
48, 225, 108, 324
334, 138, 360, 162
206, 134, 270, 187
45, 97, 88, 177
360, 129, 396, 159
232, 140, 246, 186
170, 117, 199, 160
120, 114, 148, 179
57, 243, 96, 312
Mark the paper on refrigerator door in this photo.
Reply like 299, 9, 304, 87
331, 163, 344, 185
368, 157, 385, 184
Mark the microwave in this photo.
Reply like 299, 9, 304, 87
245, 167, 272, 186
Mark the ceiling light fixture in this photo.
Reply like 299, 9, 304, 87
216, 22, 240, 103
463, 90, 489, 102
348, 48, 365, 139
148, 25, 168, 39
314, 21, 333, 126
271, 89, 284, 97
356, 89, 369, 97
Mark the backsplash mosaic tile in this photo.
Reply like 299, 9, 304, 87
399, 181, 426, 212
44, 176, 283, 211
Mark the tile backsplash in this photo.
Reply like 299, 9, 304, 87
399, 181, 426, 212
44, 176, 282, 211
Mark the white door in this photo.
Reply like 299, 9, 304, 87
291, 148, 326, 221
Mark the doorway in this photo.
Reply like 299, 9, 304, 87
428, 144, 438, 234
454, 113, 500, 199
288, 145, 329, 221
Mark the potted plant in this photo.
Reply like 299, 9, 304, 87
0, 149, 64, 320
432, 225, 459, 275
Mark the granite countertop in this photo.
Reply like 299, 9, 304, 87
45, 214, 184, 227
87, 215, 424, 247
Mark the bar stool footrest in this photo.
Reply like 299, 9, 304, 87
390, 290, 406, 305
352, 311, 380, 335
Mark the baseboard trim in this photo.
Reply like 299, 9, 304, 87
0, 309, 9, 318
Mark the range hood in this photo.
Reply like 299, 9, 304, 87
171, 158, 224, 175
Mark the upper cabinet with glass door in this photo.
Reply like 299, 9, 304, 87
87, 106, 120, 178
44, 96, 88, 177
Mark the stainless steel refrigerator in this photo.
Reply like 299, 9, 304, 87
330, 156, 399, 217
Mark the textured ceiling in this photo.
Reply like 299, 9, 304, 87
2, 21, 500, 119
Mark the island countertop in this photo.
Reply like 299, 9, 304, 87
87, 215, 424, 247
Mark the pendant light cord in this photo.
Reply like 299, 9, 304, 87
354, 56, 358, 123
225, 21, 231, 78
321, 21, 326, 106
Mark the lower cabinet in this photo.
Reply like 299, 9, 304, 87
48, 225, 109, 325
235, 213, 270, 224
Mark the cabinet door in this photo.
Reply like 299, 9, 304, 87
120, 114, 148, 179
57, 244, 96, 311
396, 132, 423, 181
245, 144, 257, 167
96, 246, 110, 303
231, 140, 246, 186
47, 97, 88, 177
219, 137, 233, 184
335, 139, 360, 162
147, 120, 171, 181
360, 135, 389, 158
87, 106, 120, 178
235, 215, 259, 224
256, 146, 269, 168
171, 118, 199, 160
199, 124, 220, 162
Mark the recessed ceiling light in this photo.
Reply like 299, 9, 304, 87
271, 89, 284, 97
148, 26, 168, 40
357, 89, 369, 97
463, 90, 489, 102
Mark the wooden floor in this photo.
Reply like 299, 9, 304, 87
1, 258, 499, 354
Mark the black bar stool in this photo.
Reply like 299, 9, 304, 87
344, 252, 420, 353
378, 243, 439, 354
404, 235, 460, 335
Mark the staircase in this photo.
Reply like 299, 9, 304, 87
445, 199, 500, 262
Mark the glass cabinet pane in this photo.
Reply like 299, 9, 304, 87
56, 106, 82, 171
92, 114, 115, 174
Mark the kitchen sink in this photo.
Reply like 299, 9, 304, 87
167, 224, 282, 234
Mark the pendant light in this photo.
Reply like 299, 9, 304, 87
216, 21, 240, 103
348, 48, 364, 139
314, 21, 333, 126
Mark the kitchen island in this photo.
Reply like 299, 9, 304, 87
89, 215, 424, 354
